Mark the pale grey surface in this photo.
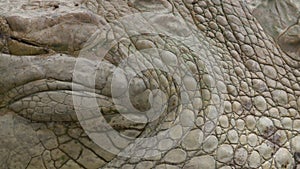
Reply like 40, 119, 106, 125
0, 0, 300, 168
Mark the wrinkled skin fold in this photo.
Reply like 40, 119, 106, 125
0, 0, 300, 168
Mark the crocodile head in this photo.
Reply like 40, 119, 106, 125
0, 0, 300, 168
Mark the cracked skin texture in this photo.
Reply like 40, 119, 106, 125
1, 0, 300, 168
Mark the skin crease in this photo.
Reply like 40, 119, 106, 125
0, 0, 300, 168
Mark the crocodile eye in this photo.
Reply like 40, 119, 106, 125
0, 54, 79, 122
0, 1, 228, 166
7, 85, 78, 122
69, 20, 229, 158
72, 55, 182, 139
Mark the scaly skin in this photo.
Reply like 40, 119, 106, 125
0, 0, 300, 168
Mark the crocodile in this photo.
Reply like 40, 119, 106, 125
0, 0, 300, 168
